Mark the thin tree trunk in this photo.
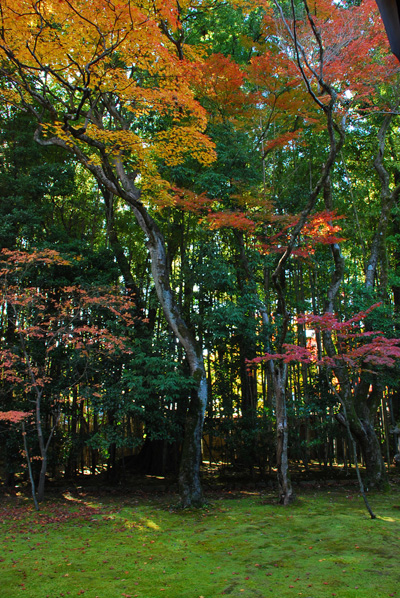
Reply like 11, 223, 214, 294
22, 421, 39, 512
36, 404, 60, 503
65, 385, 78, 479
336, 405, 376, 519
273, 362, 294, 504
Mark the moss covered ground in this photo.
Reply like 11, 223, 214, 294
1, 488, 400, 598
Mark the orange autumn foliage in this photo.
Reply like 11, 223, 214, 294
172, 188, 213, 214
207, 210, 257, 233
258, 211, 345, 258
190, 53, 256, 121
0, 0, 216, 202
253, 0, 399, 114
0, 411, 31, 423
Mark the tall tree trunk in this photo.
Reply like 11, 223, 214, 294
136, 209, 206, 506
273, 362, 294, 504
65, 385, 78, 479
116, 166, 207, 506
179, 373, 207, 507
63, 157, 207, 506
353, 381, 388, 488
232, 230, 259, 418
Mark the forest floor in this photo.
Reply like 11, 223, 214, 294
1, 469, 400, 598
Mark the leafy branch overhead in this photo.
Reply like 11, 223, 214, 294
249, 304, 400, 371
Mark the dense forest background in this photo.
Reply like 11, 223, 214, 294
1, 0, 400, 507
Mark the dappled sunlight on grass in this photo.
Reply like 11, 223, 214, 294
378, 516, 397, 523
0, 490, 400, 598
141, 518, 161, 531
112, 513, 162, 531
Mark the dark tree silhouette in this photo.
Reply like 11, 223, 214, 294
376, 0, 400, 61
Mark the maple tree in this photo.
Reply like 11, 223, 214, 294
0, 0, 219, 506
0, 248, 134, 504
185, 0, 399, 502
249, 302, 400, 512
250, 305, 400, 375
194, 0, 347, 504
244, 105, 400, 492
316, 97, 400, 489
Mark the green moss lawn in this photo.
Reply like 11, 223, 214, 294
1, 489, 400, 598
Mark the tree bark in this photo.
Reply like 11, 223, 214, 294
273, 362, 294, 504
102, 158, 206, 504
352, 381, 388, 488
179, 373, 207, 507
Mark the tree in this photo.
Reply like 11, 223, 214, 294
190, 0, 398, 501
0, 0, 399, 502
0, 0, 218, 506
0, 248, 133, 502
250, 303, 400, 495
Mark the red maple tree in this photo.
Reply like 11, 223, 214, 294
0, 248, 134, 506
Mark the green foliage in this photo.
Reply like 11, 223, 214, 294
185, 2, 265, 63
0, 112, 80, 249
121, 339, 196, 442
